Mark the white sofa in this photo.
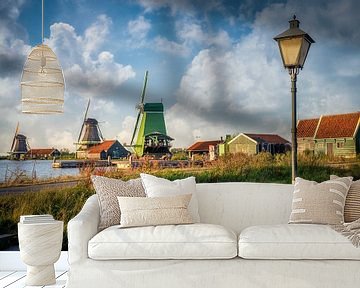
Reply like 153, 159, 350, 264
66, 182, 360, 288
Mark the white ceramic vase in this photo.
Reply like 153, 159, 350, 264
18, 221, 63, 286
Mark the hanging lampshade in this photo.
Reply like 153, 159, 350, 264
21, 0, 65, 114
21, 44, 65, 113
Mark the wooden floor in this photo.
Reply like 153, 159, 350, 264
0, 271, 67, 288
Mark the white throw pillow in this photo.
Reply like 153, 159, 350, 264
140, 173, 200, 222
118, 194, 193, 228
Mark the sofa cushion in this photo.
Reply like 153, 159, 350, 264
91, 176, 146, 230
140, 173, 200, 222
238, 224, 360, 260
88, 223, 237, 260
118, 194, 193, 228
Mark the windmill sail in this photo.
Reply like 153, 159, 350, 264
130, 71, 148, 146
78, 99, 91, 143
140, 70, 148, 104
10, 122, 19, 153
131, 111, 141, 146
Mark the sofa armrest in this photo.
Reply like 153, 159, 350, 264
68, 194, 100, 264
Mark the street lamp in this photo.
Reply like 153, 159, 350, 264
274, 15, 315, 183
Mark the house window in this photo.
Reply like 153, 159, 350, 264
337, 141, 344, 148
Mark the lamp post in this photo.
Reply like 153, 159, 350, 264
274, 15, 315, 183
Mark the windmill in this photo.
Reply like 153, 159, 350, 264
130, 71, 173, 158
9, 122, 30, 160
75, 99, 104, 158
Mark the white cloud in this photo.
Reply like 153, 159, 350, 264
177, 21, 231, 48
46, 15, 136, 99
148, 19, 232, 58
117, 115, 136, 146
166, 104, 230, 147
83, 14, 112, 60
164, 23, 293, 146
154, 36, 190, 57
128, 16, 151, 41
137, 0, 224, 15
47, 130, 75, 151
137, 0, 192, 14
176, 37, 285, 115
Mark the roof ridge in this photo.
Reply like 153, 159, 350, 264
320, 111, 360, 118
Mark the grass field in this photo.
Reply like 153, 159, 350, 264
0, 152, 359, 250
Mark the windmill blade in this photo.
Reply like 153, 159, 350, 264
84, 98, 91, 121
10, 137, 16, 153
98, 123, 104, 141
15, 122, 19, 136
78, 99, 91, 143
26, 138, 31, 151
130, 111, 141, 145
77, 122, 85, 143
140, 70, 149, 104
10, 122, 19, 152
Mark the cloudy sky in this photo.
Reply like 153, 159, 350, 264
0, 0, 359, 153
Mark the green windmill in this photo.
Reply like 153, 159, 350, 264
130, 71, 174, 158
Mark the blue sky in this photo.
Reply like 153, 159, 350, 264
0, 0, 359, 153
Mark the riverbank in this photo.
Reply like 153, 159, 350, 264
0, 178, 84, 194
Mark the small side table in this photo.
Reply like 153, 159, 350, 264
18, 221, 63, 286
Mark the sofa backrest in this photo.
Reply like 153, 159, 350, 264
196, 182, 294, 233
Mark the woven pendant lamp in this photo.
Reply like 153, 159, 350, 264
21, 0, 65, 114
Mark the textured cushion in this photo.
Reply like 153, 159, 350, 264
140, 173, 200, 222
238, 224, 360, 259
118, 194, 193, 228
289, 177, 352, 225
88, 223, 237, 259
91, 175, 145, 229
331, 175, 360, 222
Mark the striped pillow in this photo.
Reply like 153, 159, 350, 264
289, 177, 352, 225
331, 175, 360, 223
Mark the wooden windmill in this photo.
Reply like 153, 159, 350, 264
130, 71, 173, 158
9, 122, 30, 160
75, 99, 104, 158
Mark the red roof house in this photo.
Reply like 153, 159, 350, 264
297, 111, 360, 157
26, 148, 61, 159
187, 140, 222, 158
